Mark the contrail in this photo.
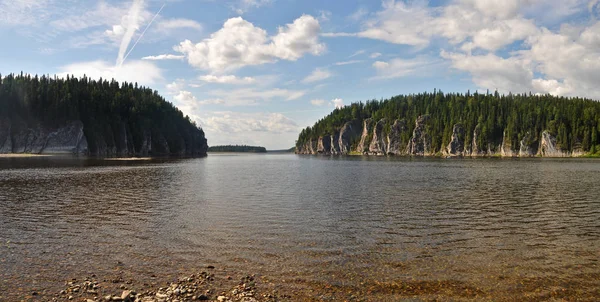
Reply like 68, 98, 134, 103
121, 3, 166, 66
116, 0, 144, 67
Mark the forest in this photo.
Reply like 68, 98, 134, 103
296, 90, 600, 155
208, 145, 267, 153
0, 72, 207, 156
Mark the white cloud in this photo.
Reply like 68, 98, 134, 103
57, 60, 163, 87
199, 75, 257, 85
0, 0, 50, 26
348, 7, 368, 21
331, 98, 344, 109
232, 0, 272, 14
349, 50, 366, 58
174, 15, 325, 73
310, 99, 326, 106
441, 51, 533, 93
371, 56, 441, 80
155, 18, 202, 32
335, 60, 363, 66
173, 90, 201, 120
202, 111, 299, 134
355, 0, 434, 47
302, 68, 332, 83
370, 52, 382, 59
319, 10, 332, 22
142, 54, 185, 60
205, 87, 306, 106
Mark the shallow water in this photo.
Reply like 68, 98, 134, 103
0, 154, 599, 300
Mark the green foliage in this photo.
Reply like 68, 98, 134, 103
297, 90, 600, 154
0, 72, 207, 156
208, 145, 267, 153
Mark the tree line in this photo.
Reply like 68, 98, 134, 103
297, 90, 600, 155
0, 72, 207, 156
207, 145, 267, 153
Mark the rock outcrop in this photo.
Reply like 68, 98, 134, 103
330, 132, 341, 155
0, 120, 88, 155
407, 115, 432, 156
357, 119, 374, 154
518, 132, 538, 157
338, 120, 361, 155
0, 117, 207, 157
369, 119, 388, 155
296, 116, 589, 158
445, 124, 466, 157
317, 135, 331, 154
387, 119, 408, 155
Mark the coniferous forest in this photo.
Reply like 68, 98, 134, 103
296, 90, 600, 156
207, 145, 267, 153
0, 73, 207, 156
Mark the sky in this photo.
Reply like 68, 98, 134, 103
1, 0, 600, 149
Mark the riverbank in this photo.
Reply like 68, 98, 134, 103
18, 269, 287, 302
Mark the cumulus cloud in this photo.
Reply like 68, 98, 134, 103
441, 51, 533, 93
174, 15, 325, 73
173, 90, 201, 121
302, 68, 332, 83
331, 98, 344, 109
57, 60, 163, 87
198, 75, 257, 85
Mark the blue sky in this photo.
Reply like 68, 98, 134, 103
1, 0, 600, 149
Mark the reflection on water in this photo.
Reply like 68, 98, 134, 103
0, 154, 599, 300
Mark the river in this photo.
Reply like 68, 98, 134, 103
0, 154, 599, 301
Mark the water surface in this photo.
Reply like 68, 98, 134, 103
0, 154, 599, 300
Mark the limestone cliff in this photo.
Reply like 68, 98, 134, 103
369, 119, 388, 155
295, 116, 590, 158
338, 120, 361, 154
407, 115, 432, 156
0, 120, 87, 155
357, 118, 374, 154
0, 117, 207, 157
444, 124, 466, 157
387, 119, 409, 155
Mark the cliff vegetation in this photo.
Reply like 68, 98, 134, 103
0, 72, 208, 157
296, 90, 600, 157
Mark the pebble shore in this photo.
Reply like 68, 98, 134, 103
42, 268, 289, 302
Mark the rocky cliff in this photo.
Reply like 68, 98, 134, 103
0, 118, 207, 157
296, 116, 585, 158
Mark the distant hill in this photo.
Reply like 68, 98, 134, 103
208, 145, 267, 153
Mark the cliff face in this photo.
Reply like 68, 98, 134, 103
296, 116, 584, 158
369, 119, 388, 155
444, 124, 465, 157
0, 118, 207, 157
0, 119, 88, 155
387, 119, 409, 155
